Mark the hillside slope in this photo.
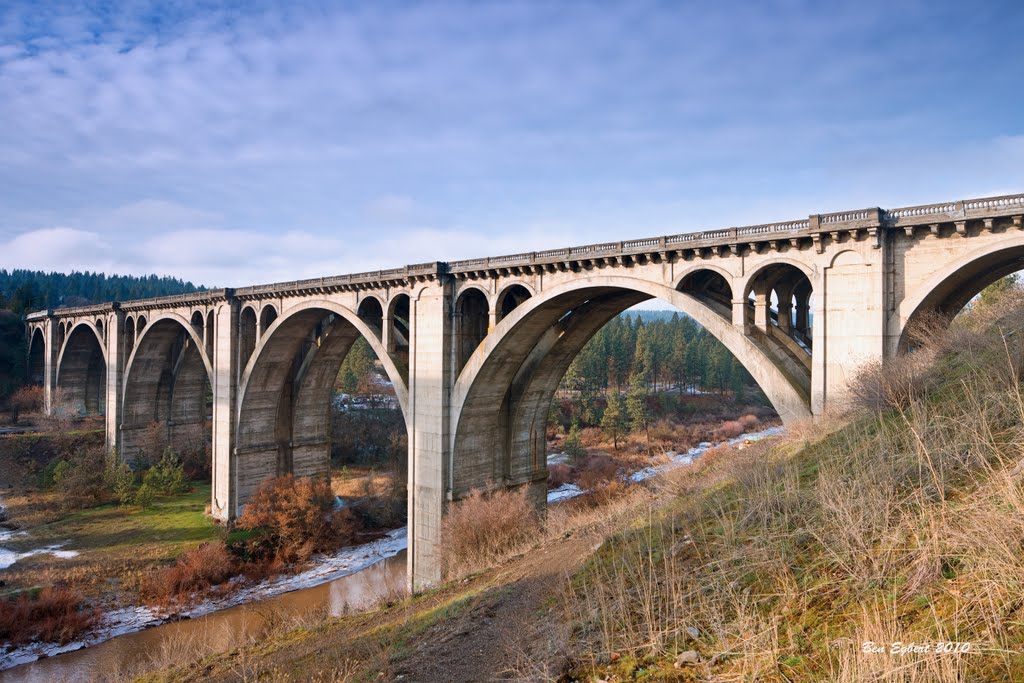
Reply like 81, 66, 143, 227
140, 295, 1024, 682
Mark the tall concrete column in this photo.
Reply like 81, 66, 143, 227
105, 307, 125, 454
41, 316, 58, 415
407, 279, 452, 590
211, 296, 240, 521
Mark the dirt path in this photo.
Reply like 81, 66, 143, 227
390, 532, 597, 682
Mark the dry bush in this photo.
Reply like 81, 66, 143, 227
141, 542, 238, 607
576, 455, 617, 491
716, 419, 745, 439
237, 475, 355, 563
738, 413, 759, 429
548, 463, 572, 488
7, 384, 44, 422
172, 421, 211, 479
442, 485, 541, 578
0, 586, 101, 645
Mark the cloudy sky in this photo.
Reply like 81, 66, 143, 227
1, 1, 1023, 287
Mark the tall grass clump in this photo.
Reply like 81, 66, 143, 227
565, 288, 1024, 681
442, 485, 541, 577
0, 587, 101, 646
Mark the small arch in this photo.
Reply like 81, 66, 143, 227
239, 306, 258, 370
137, 316, 147, 336
206, 311, 215, 358
743, 262, 814, 353
387, 293, 411, 379
455, 288, 490, 374
357, 297, 384, 337
95, 318, 105, 341
496, 284, 532, 322
123, 316, 137, 371
191, 310, 205, 337
56, 321, 66, 351
677, 269, 733, 318
259, 305, 278, 336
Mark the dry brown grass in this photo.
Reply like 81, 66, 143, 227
564, 292, 1024, 681
0, 586, 101, 646
441, 485, 541, 578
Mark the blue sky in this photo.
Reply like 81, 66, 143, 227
1, 1, 1022, 287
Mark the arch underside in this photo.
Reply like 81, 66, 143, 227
450, 278, 813, 499
234, 305, 409, 507
27, 328, 45, 385
897, 242, 1024, 351
57, 325, 106, 416
121, 318, 212, 462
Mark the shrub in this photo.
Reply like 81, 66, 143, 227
236, 475, 340, 563
576, 455, 617, 491
548, 463, 573, 488
143, 448, 189, 495
134, 482, 156, 509
442, 485, 540, 577
7, 384, 43, 422
141, 542, 238, 607
52, 446, 109, 509
717, 419, 746, 439
0, 587, 101, 646
563, 420, 586, 461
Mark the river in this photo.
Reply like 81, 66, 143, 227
0, 424, 784, 681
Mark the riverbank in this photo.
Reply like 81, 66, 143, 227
0, 423, 784, 676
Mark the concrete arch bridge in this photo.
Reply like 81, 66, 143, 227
25, 192, 1024, 587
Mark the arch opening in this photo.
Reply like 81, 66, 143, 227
234, 305, 409, 518
450, 280, 805, 511
239, 306, 258, 371
357, 297, 384, 338
259, 305, 278, 336
121, 317, 213, 475
677, 269, 732, 318
497, 284, 532, 322
743, 263, 814, 365
455, 288, 490, 374
56, 324, 106, 416
387, 293, 411, 382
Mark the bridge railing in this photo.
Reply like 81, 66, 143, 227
26, 192, 1024, 318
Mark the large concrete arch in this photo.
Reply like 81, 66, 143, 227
120, 313, 214, 462
56, 321, 108, 416
894, 237, 1024, 351
449, 275, 814, 497
233, 299, 409, 508
27, 327, 45, 385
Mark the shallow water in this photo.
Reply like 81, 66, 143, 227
0, 550, 408, 683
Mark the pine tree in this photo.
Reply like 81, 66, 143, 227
600, 392, 628, 450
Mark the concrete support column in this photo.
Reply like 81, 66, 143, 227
105, 307, 125, 454
731, 299, 747, 328
211, 297, 240, 521
407, 281, 452, 591
753, 291, 769, 333
41, 317, 59, 415
382, 315, 394, 354
777, 301, 793, 334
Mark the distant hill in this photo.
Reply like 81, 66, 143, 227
0, 269, 205, 316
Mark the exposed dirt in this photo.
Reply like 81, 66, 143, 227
390, 532, 595, 682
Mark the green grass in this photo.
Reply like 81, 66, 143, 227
1, 483, 223, 600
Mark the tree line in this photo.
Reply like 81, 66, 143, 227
0, 269, 204, 315
561, 311, 757, 398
